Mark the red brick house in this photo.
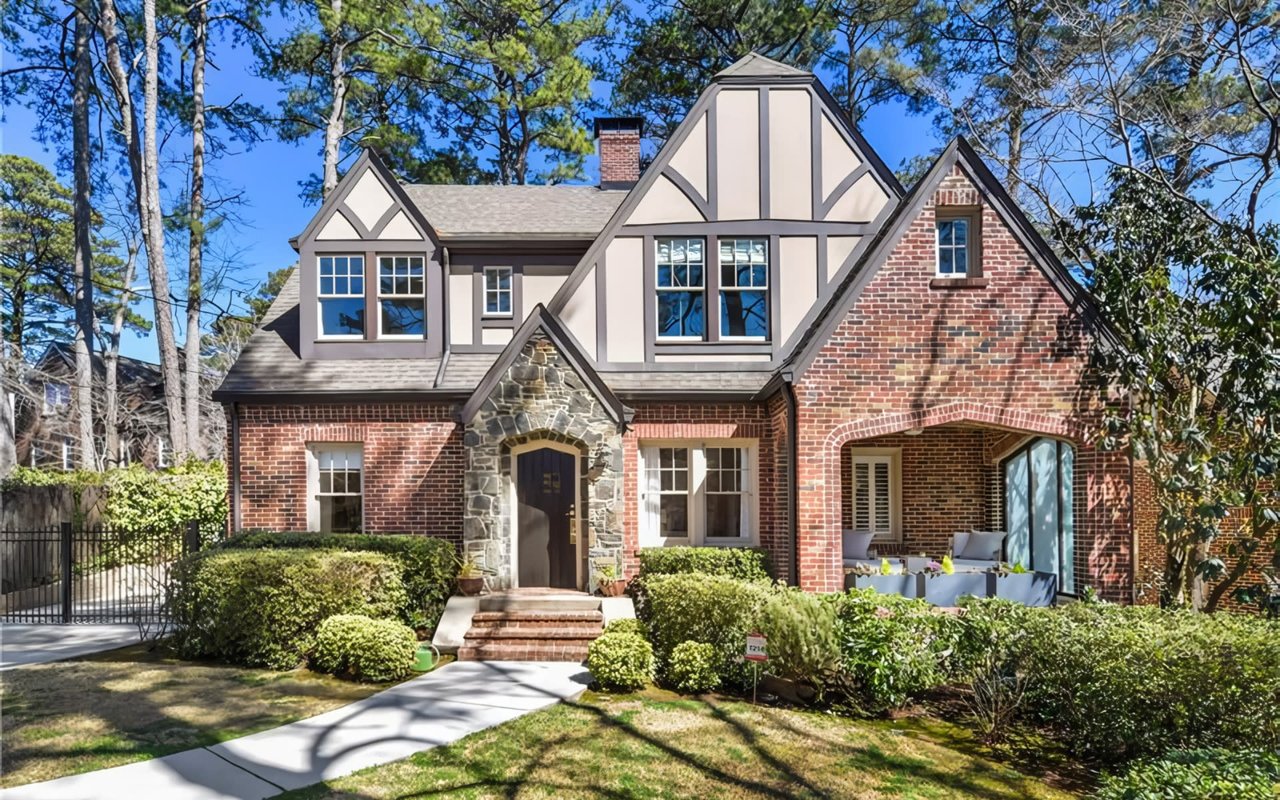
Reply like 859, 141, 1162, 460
214, 53, 1141, 601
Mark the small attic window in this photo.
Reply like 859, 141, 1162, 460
935, 209, 981, 278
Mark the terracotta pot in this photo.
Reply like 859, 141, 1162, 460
458, 576, 485, 596
598, 579, 625, 597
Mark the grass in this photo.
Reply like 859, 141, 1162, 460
0, 642, 395, 787
283, 688, 1084, 799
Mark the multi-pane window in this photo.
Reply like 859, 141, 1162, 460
656, 238, 705, 338
642, 442, 755, 544
378, 256, 425, 337
484, 266, 513, 317
314, 445, 363, 533
44, 382, 70, 414
318, 255, 365, 337
936, 217, 970, 276
718, 239, 769, 338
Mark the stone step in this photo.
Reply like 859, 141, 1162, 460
457, 641, 590, 662
464, 626, 601, 642
478, 594, 601, 613
470, 610, 603, 627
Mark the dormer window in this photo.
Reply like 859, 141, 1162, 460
318, 255, 365, 338
484, 266, 513, 317
378, 256, 425, 338
656, 237, 706, 339
936, 211, 980, 277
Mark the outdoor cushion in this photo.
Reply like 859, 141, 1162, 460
956, 530, 1005, 562
842, 530, 875, 560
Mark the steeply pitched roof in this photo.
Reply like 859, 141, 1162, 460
401, 184, 626, 241
458, 304, 630, 426
714, 52, 811, 80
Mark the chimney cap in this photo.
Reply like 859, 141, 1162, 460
594, 116, 644, 138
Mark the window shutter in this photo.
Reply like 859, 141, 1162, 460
641, 446, 661, 543
873, 461, 891, 532
853, 461, 871, 529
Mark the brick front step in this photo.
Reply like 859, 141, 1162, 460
457, 642, 591, 662
465, 626, 601, 641
469, 610, 604, 627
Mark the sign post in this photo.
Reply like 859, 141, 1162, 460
744, 632, 768, 704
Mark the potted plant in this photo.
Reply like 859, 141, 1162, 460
594, 562, 625, 597
456, 553, 486, 596
986, 562, 1058, 606
846, 558, 920, 597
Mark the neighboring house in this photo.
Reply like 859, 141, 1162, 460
16, 343, 172, 470
215, 53, 1150, 600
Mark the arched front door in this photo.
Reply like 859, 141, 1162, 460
516, 447, 577, 588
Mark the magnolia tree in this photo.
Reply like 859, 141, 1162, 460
1060, 172, 1280, 612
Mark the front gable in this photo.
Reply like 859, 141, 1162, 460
550, 54, 903, 370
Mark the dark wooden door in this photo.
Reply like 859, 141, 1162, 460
516, 448, 576, 588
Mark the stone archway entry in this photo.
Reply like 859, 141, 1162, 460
516, 447, 577, 589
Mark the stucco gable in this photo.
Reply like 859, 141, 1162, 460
291, 149, 439, 250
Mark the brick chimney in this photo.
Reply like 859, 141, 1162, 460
595, 117, 643, 190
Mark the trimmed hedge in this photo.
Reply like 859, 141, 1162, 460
1093, 749, 1280, 800
221, 532, 457, 629
313, 614, 417, 682
172, 549, 407, 670
639, 572, 772, 690
667, 641, 721, 694
587, 632, 654, 692
636, 546, 771, 580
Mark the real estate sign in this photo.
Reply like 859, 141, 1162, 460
744, 632, 768, 662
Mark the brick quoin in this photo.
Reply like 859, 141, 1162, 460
794, 165, 1134, 598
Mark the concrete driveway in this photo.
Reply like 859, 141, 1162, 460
0, 624, 140, 670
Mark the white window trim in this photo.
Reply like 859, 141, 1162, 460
157, 436, 170, 469
848, 446, 902, 542
61, 437, 72, 471
482, 266, 514, 318
935, 216, 972, 278
717, 238, 770, 342
639, 438, 759, 547
317, 254, 367, 340
306, 443, 365, 533
377, 255, 426, 340
655, 237, 708, 341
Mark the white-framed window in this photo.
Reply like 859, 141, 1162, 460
318, 255, 366, 338
44, 381, 70, 414
308, 444, 363, 533
640, 440, 757, 545
718, 238, 769, 339
157, 436, 170, 469
61, 436, 72, 471
483, 266, 513, 317
378, 256, 425, 337
656, 237, 706, 339
848, 447, 902, 541
936, 216, 971, 276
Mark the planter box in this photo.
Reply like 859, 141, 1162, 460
986, 572, 1058, 606
846, 573, 922, 598
920, 572, 988, 606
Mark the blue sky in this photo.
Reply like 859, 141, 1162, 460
1, 35, 940, 364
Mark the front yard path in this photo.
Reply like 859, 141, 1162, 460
0, 660, 589, 800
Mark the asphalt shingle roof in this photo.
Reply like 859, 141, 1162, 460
402, 184, 625, 240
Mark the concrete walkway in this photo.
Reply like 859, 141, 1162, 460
0, 660, 591, 800
0, 624, 141, 670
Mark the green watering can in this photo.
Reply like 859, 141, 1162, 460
413, 643, 441, 673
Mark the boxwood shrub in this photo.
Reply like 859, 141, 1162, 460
313, 614, 417, 682
1093, 749, 1280, 800
636, 546, 771, 580
640, 572, 772, 690
221, 531, 457, 629
667, 641, 721, 694
172, 549, 407, 670
587, 632, 654, 692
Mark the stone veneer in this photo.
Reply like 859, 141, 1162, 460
463, 331, 625, 589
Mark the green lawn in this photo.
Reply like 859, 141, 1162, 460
0, 643, 396, 787
284, 690, 1085, 799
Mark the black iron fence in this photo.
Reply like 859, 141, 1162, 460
1, 522, 207, 624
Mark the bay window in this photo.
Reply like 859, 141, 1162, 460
641, 441, 756, 545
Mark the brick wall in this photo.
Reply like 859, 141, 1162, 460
794, 163, 1133, 598
233, 403, 464, 541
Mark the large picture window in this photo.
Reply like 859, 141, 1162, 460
378, 256, 425, 337
718, 239, 768, 338
311, 445, 363, 533
1004, 438, 1075, 593
641, 441, 756, 544
656, 238, 705, 338
318, 255, 365, 338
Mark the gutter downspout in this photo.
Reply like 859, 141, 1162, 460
433, 246, 451, 389
230, 400, 242, 535
783, 373, 799, 587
